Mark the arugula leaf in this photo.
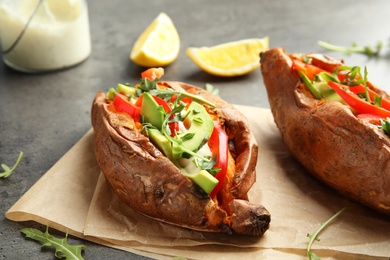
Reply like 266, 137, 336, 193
306, 208, 345, 260
21, 226, 86, 260
137, 78, 159, 93
0, 151, 23, 178
195, 156, 218, 175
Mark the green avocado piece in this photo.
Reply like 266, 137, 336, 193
117, 83, 136, 96
184, 169, 218, 194
147, 128, 175, 161
148, 128, 218, 194
175, 102, 214, 158
141, 92, 165, 130
314, 82, 343, 102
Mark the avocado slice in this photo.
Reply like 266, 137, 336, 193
314, 81, 344, 102
117, 83, 136, 96
148, 128, 218, 194
174, 102, 214, 158
183, 169, 218, 194
141, 92, 165, 130
147, 128, 175, 161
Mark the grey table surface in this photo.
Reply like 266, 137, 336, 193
1, 0, 390, 259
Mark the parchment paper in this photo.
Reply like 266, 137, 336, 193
6, 106, 390, 259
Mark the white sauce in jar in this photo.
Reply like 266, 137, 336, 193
0, 0, 91, 72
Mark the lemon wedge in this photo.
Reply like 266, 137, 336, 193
186, 37, 269, 77
130, 13, 180, 67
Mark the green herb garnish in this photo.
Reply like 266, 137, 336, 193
307, 208, 345, 260
205, 83, 220, 97
1, 151, 23, 178
318, 40, 384, 57
380, 118, 390, 135
22, 226, 86, 260
162, 104, 207, 160
137, 77, 159, 94
334, 65, 371, 103
195, 156, 219, 176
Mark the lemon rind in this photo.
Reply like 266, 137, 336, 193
186, 37, 269, 77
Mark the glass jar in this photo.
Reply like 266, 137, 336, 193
0, 0, 91, 73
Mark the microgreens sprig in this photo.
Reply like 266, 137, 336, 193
137, 77, 158, 94
333, 65, 371, 103
1, 151, 23, 178
318, 40, 384, 57
307, 208, 345, 260
137, 78, 216, 108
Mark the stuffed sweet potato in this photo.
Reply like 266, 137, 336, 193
260, 48, 390, 215
91, 68, 270, 236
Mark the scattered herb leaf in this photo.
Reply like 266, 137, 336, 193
205, 83, 220, 97
21, 226, 86, 260
307, 208, 345, 260
318, 40, 385, 57
0, 151, 23, 178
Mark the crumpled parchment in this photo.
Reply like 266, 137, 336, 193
6, 106, 390, 260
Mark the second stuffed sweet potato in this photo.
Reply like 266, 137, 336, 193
260, 48, 390, 215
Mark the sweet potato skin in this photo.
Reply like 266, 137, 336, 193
260, 48, 390, 215
91, 82, 270, 236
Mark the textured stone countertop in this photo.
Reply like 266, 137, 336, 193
1, 0, 390, 259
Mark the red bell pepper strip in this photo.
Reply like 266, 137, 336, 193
327, 81, 390, 118
135, 94, 179, 136
113, 93, 141, 122
292, 59, 329, 80
170, 94, 193, 105
208, 121, 228, 198
336, 83, 390, 111
170, 87, 197, 105
141, 67, 164, 80
152, 95, 179, 136
296, 63, 390, 111
134, 94, 143, 107
153, 95, 172, 112
356, 114, 382, 125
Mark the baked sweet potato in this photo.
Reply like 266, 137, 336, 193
260, 48, 390, 215
91, 74, 270, 236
